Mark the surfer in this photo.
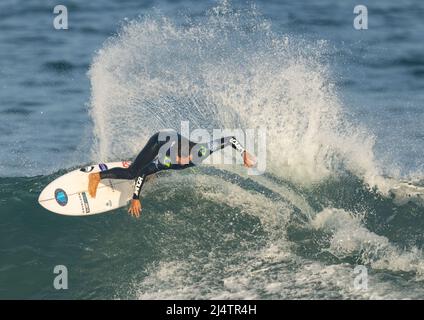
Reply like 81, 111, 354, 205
88, 130, 256, 217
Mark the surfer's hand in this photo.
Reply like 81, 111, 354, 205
128, 199, 142, 218
243, 151, 257, 168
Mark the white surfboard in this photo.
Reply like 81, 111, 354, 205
38, 161, 134, 216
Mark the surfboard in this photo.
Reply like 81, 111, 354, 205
38, 161, 134, 216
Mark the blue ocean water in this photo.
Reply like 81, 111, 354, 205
0, 0, 423, 299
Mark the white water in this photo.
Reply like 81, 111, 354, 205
118, 175, 424, 299
311, 208, 424, 278
88, 1, 387, 188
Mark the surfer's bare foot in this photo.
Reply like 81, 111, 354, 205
88, 173, 101, 198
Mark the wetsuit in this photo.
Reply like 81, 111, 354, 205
99, 130, 246, 199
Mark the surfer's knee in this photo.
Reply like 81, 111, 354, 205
145, 131, 161, 146
126, 165, 138, 179
154, 129, 179, 142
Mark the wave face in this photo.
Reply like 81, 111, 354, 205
85, 1, 424, 299
1, 170, 424, 299
89, 1, 382, 187
1, 1, 423, 299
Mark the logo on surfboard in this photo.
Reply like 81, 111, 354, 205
77, 192, 91, 214
55, 189, 68, 206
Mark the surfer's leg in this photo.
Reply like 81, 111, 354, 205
88, 132, 172, 197
89, 166, 137, 197
131, 132, 165, 171
95, 133, 164, 180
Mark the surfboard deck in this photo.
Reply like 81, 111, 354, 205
38, 161, 133, 216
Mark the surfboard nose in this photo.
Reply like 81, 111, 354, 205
38, 185, 71, 215
38, 188, 56, 214
38, 186, 49, 204
38, 193, 48, 209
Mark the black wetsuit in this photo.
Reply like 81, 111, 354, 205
99, 130, 246, 199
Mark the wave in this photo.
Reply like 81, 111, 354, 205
88, 0, 386, 186
84, 0, 424, 298
3, 164, 423, 299
3, 1, 421, 299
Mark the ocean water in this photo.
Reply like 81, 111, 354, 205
0, 0, 423, 299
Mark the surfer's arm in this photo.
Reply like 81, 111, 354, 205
132, 174, 147, 200
208, 136, 256, 168
128, 173, 146, 218
129, 162, 160, 217
126, 175, 141, 217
